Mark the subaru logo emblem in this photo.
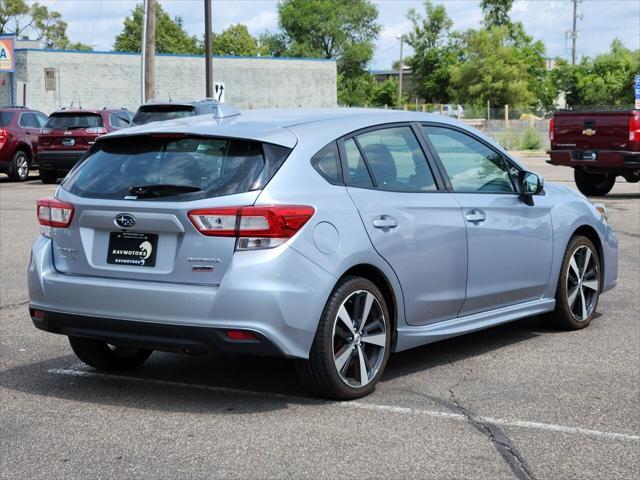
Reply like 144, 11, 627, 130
114, 213, 136, 229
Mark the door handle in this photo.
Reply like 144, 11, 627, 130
373, 215, 398, 229
465, 209, 486, 224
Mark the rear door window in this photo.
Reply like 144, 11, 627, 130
62, 136, 272, 200
19, 112, 40, 128
355, 126, 437, 192
45, 113, 103, 130
343, 138, 374, 188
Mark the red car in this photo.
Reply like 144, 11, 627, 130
37, 108, 133, 184
0, 106, 48, 181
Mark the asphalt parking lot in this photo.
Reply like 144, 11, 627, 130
1, 156, 638, 479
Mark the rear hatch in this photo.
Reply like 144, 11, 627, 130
131, 105, 196, 125
52, 134, 289, 286
39, 112, 106, 151
552, 111, 631, 150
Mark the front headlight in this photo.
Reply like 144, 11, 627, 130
593, 203, 608, 222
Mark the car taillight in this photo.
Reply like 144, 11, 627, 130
188, 205, 315, 250
0, 128, 9, 150
85, 127, 107, 134
629, 111, 640, 143
37, 198, 74, 233
549, 117, 555, 142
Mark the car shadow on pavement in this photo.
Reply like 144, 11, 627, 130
1, 315, 572, 413
382, 315, 558, 381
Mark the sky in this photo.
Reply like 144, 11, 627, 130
26, 0, 640, 69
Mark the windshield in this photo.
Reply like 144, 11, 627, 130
131, 106, 196, 125
0, 112, 14, 127
45, 113, 103, 130
62, 135, 267, 200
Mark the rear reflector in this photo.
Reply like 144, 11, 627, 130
188, 205, 315, 250
37, 198, 74, 228
629, 111, 640, 143
226, 330, 258, 341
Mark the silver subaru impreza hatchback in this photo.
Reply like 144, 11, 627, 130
28, 107, 618, 399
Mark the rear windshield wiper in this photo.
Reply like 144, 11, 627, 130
65, 125, 93, 130
128, 184, 202, 198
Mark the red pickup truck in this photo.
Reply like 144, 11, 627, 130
547, 110, 640, 196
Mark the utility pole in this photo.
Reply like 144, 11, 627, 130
144, 0, 157, 101
204, 0, 213, 98
140, 0, 147, 103
396, 34, 406, 108
569, 0, 581, 65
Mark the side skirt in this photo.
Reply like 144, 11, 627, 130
394, 299, 555, 352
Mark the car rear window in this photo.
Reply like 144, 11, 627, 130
132, 106, 196, 125
45, 113, 103, 130
0, 112, 14, 126
62, 136, 273, 200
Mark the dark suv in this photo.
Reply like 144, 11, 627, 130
37, 108, 133, 184
131, 99, 223, 125
0, 106, 48, 181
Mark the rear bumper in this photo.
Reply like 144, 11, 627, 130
547, 150, 640, 172
37, 150, 85, 172
28, 236, 337, 359
30, 309, 284, 356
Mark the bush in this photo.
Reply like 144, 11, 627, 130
521, 126, 542, 150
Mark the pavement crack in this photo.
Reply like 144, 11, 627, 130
448, 385, 536, 480
0, 300, 29, 311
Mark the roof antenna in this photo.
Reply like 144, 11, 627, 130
169, 92, 172, 101
79, 98, 82, 109
70, 100, 74, 108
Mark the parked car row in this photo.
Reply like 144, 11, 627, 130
0, 99, 222, 183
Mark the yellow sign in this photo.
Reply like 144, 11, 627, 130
0, 37, 15, 72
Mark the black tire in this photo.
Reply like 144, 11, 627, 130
295, 276, 391, 400
69, 336, 153, 371
8, 150, 30, 181
40, 169, 58, 184
544, 235, 601, 330
574, 169, 615, 196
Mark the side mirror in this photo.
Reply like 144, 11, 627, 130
519, 171, 544, 205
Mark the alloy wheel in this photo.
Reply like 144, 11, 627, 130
332, 290, 387, 388
16, 154, 29, 179
567, 245, 599, 321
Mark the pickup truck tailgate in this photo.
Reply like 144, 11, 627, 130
553, 111, 631, 150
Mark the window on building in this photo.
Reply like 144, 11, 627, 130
44, 69, 56, 91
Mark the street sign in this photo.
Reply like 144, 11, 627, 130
635, 75, 640, 109
214, 82, 225, 103
0, 36, 15, 73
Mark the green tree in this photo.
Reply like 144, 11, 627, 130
448, 26, 536, 108
369, 78, 404, 107
480, 0, 514, 28
405, 1, 457, 103
211, 24, 264, 56
0, 0, 91, 50
276, 0, 380, 74
577, 40, 639, 107
114, 3, 199, 54
551, 40, 639, 108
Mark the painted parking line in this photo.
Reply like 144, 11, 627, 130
48, 367, 639, 443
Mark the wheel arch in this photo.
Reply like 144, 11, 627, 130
570, 224, 605, 291
14, 143, 32, 160
338, 263, 399, 346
